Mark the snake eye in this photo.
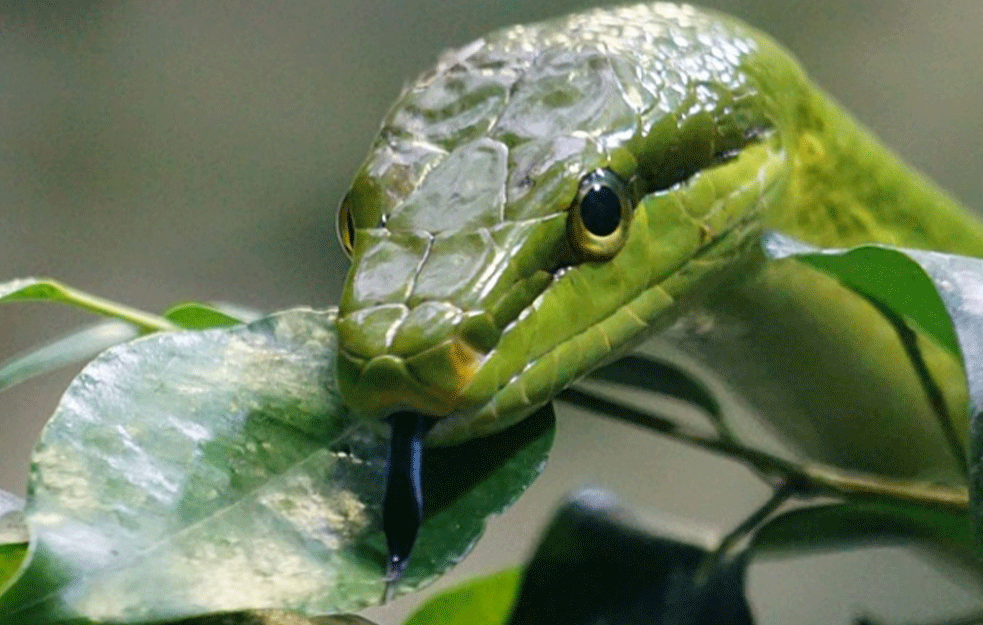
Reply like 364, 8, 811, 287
567, 169, 634, 260
337, 193, 356, 258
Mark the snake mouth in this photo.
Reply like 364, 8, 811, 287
337, 337, 483, 418
337, 257, 565, 420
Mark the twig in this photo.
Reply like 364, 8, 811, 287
53, 283, 178, 334
557, 387, 968, 511
696, 480, 796, 583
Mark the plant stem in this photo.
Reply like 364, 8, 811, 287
696, 480, 796, 583
557, 387, 968, 511
52, 282, 178, 333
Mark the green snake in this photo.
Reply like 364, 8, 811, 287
334, 2, 983, 575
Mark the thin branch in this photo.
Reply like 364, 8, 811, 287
54, 283, 178, 333
696, 480, 796, 583
557, 387, 968, 512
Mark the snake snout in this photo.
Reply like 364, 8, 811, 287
337, 304, 496, 419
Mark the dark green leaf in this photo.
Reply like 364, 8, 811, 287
0, 308, 553, 623
506, 490, 753, 625
403, 568, 521, 625
750, 501, 972, 563
409, 404, 553, 589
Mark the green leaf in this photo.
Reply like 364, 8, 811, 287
0, 298, 259, 394
0, 277, 175, 332
411, 405, 553, 590
0, 308, 553, 623
163, 302, 248, 330
587, 354, 722, 421
506, 490, 754, 625
0, 544, 26, 595
763, 232, 983, 549
585, 352, 737, 441
403, 568, 521, 625
762, 232, 960, 358
0, 321, 139, 394
750, 501, 973, 563
0, 277, 76, 304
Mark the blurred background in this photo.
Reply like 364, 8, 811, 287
1, 1, 982, 623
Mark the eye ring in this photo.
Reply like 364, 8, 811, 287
337, 193, 356, 258
567, 169, 634, 260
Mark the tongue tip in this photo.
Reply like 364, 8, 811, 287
384, 532, 414, 583
382, 558, 405, 603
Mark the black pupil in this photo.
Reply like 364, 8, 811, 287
580, 185, 621, 236
346, 210, 355, 244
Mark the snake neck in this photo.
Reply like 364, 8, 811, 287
770, 84, 983, 256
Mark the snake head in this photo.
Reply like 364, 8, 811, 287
336, 136, 573, 419
336, 4, 786, 445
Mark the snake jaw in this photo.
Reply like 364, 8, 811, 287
337, 345, 480, 419
405, 335, 484, 392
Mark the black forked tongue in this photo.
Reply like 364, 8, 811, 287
383, 411, 435, 594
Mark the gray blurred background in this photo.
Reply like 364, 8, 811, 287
1, 1, 982, 623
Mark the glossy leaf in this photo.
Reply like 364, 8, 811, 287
763, 233, 961, 357
410, 405, 554, 591
0, 308, 553, 623
505, 490, 753, 625
403, 568, 521, 625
